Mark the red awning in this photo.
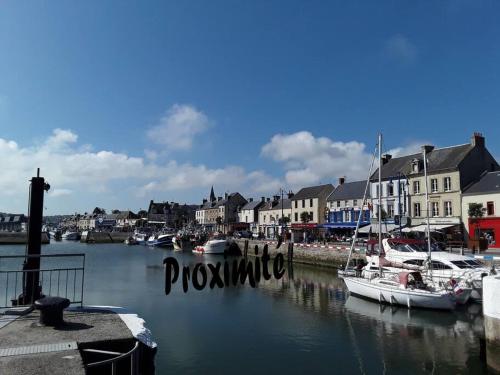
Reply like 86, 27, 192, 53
291, 223, 318, 229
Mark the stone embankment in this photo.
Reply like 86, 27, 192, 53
0, 232, 50, 244
80, 231, 130, 243
233, 239, 365, 268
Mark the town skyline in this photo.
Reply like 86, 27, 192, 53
2, 1, 500, 214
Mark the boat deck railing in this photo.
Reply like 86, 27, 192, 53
84, 340, 140, 375
0, 253, 85, 308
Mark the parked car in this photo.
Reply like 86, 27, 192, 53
234, 230, 253, 239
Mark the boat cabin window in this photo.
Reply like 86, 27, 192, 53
394, 243, 427, 252
451, 260, 477, 269
431, 261, 452, 270
403, 259, 424, 266
464, 260, 483, 268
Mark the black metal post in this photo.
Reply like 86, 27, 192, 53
18, 168, 49, 305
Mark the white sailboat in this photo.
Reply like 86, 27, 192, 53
342, 134, 457, 310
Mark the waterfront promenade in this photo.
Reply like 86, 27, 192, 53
234, 239, 500, 268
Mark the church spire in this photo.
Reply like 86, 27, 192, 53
210, 186, 216, 202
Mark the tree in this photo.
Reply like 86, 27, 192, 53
468, 203, 485, 240
93, 207, 106, 216
300, 212, 310, 223
468, 203, 484, 219
278, 216, 290, 225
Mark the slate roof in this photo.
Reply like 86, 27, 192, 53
241, 200, 264, 211
370, 144, 473, 181
463, 171, 500, 195
259, 199, 292, 211
327, 180, 369, 201
291, 184, 335, 201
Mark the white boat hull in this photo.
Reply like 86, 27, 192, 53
343, 277, 456, 310
194, 239, 228, 254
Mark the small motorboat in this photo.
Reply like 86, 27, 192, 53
193, 238, 229, 255
147, 233, 175, 248
62, 231, 81, 241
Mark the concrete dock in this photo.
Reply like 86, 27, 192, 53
0, 306, 156, 375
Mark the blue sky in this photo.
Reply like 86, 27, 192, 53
1, 1, 500, 214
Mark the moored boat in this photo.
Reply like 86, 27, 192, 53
193, 238, 229, 254
62, 231, 81, 241
344, 271, 457, 310
147, 233, 175, 248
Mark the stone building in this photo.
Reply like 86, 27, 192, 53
325, 178, 371, 234
258, 196, 293, 238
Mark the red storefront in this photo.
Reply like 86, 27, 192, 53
468, 217, 500, 249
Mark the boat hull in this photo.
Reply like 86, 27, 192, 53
193, 240, 228, 254
343, 277, 456, 310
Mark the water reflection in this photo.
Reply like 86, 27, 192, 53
0, 243, 492, 374
254, 262, 489, 374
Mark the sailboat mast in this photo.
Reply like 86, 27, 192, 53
422, 145, 433, 278
378, 133, 382, 255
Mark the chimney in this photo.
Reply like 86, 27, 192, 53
273, 195, 280, 201
471, 132, 485, 148
338, 177, 345, 185
202, 199, 207, 204
422, 145, 435, 154
249, 198, 253, 202
266, 198, 271, 202
261, 197, 266, 202
225, 192, 228, 200
287, 191, 294, 199
381, 154, 392, 165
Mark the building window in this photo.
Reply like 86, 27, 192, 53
245, 216, 248, 222
354, 210, 360, 221
432, 202, 439, 217
413, 181, 420, 194
444, 201, 452, 217
264, 215, 266, 223
353, 199, 358, 207
444, 177, 451, 192
387, 204, 394, 218
487, 201, 495, 215
431, 179, 438, 193
294, 213, 298, 221
309, 211, 313, 221
375, 185, 379, 198
414, 203, 421, 217
310, 199, 313, 207
345, 200, 349, 207
302, 200, 305, 208
294, 201, 298, 209
337, 201, 340, 208
388, 184, 394, 196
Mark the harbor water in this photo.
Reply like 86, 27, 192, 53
0, 242, 490, 374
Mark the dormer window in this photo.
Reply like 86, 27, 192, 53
411, 158, 420, 173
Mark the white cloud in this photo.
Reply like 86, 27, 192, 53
261, 131, 373, 188
0, 128, 280, 212
147, 104, 211, 151
384, 34, 418, 64
49, 188, 72, 197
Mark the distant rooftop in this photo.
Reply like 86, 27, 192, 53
463, 171, 500, 196
327, 180, 369, 201
291, 184, 334, 201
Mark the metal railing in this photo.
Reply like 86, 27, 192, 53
85, 340, 140, 375
0, 253, 85, 308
